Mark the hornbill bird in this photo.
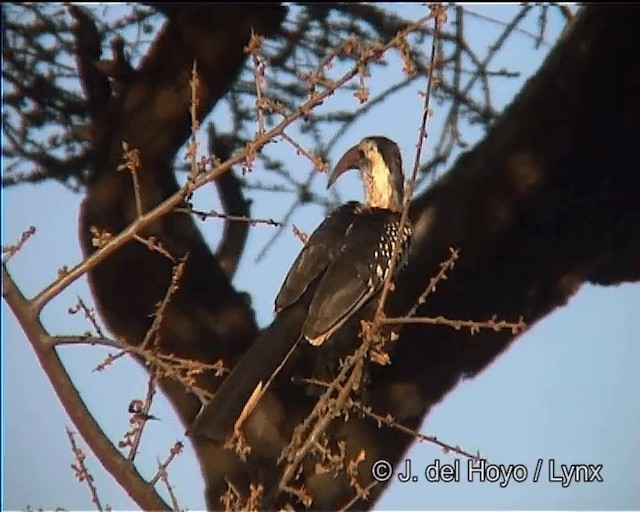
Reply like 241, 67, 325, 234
190, 136, 412, 442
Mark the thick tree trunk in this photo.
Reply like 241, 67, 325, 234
351, 5, 640, 507
77, 4, 639, 510
76, 4, 288, 508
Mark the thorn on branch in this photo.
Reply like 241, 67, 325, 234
67, 296, 106, 338
345, 449, 369, 500
281, 484, 313, 508
337, 481, 378, 512
66, 428, 104, 511
407, 247, 459, 316
91, 338, 224, 402
375, 6, 447, 318
354, 64, 370, 104
348, 399, 481, 460
94, 351, 127, 372
396, 35, 417, 76
429, 3, 449, 25
139, 257, 187, 352
382, 314, 527, 335
186, 61, 201, 180
118, 141, 144, 217
150, 442, 183, 511
150, 441, 184, 480
2, 225, 36, 264
133, 234, 177, 262
175, 206, 283, 228
280, 132, 328, 173
244, 29, 265, 56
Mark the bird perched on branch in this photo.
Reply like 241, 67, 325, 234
189, 136, 412, 442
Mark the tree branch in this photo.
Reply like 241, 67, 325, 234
195, 5, 640, 509
2, 265, 170, 510
362, 7, 640, 505
207, 127, 252, 279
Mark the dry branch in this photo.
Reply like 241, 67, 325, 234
2, 265, 170, 510
3, 4, 639, 511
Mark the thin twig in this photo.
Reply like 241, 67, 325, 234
376, 5, 446, 318
187, 60, 200, 179
133, 234, 177, 262
93, 350, 128, 371
66, 428, 104, 511
131, 169, 144, 218
348, 400, 482, 461
464, 6, 546, 46
280, 131, 327, 172
30, 14, 434, 315
118, 142, 144, 217
2, 266, 169, 510
139, 257, 186, 351
175, 206, 283, 227
383, 248, 524, 333
280, 360, 364, 493
247, 31, 267, 135
150, 441, 184, 486
50, 334, 225, 396
556, 4, 575, 22
278, 326, 380, 492
2, 225, 36, 264
68, 295, 106, 338
152, 443, 183, 512
52, 335, 119, 347
404, 246, 459, 319
382, 314, 526, 334
52, 331, 219, 404
93, 346, 216, 404
337, 481, 379, 512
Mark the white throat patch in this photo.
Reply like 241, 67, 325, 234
362, 149, 399, 210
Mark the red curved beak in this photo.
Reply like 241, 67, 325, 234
328, 144, 362, 188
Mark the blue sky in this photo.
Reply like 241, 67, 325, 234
3, 4, 639, 510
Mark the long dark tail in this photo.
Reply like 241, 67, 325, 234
188, 296, 311, 442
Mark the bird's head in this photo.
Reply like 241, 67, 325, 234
329, 136, 404, 212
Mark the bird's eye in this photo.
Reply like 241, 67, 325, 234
361, 144, 375, 159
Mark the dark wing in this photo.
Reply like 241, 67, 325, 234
274, 201, 361, 312
302, 209, 411, 345
190, 202, 362, 442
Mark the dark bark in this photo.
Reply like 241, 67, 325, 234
76, 4, 288, 508
355, 4, 640, 506
75, 4, 639, 510
198, 5, 640, 509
